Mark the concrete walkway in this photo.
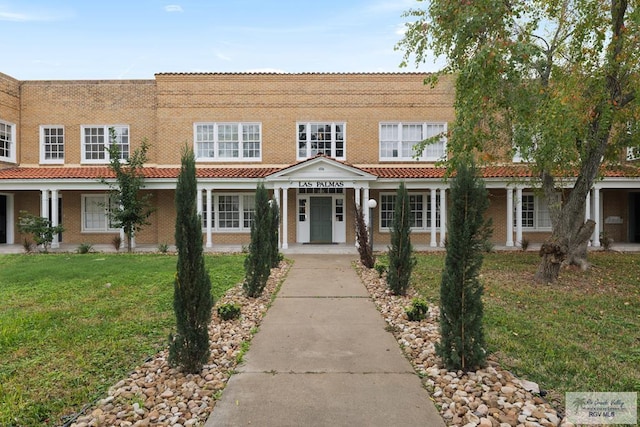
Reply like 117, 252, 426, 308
205, 254, 444, 427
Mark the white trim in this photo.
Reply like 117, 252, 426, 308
39, 125, 65, 165
200, 192, 255, 233
296, 122, 346, 161
193, 122, 263, 162
379, 190, 441, 232
379, 121, 447, 162
80, 125, 130, 165
81, 194, 119, 232
0, 119, 17, 164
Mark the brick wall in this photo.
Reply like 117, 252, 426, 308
19, 79, 156, 165
154, 73, 455, 166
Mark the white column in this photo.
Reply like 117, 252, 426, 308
281, 187, 289, 249
40, 189, 49, 219
439, 188, 447, 247
506, 188, 514, 247
273, 187, 282, 249
51, 189, 59, 249
430, 188, 437, 247
354, 187, 361, 247
585, 190, 592, 246
593, 187, 601, 247
196, 186, 203, 216
515, 187, 523, 246
362, 187, 370, 227
205, 188, 213, 248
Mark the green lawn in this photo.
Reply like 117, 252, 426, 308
2, 251, 638, 425
0, 253, 245, 427
411, 251, 640, 408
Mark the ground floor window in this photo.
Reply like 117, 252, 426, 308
201, 193, 255, 231
516, 193, 551, 230
380, 192, 440, 230
82, 194, 117, 232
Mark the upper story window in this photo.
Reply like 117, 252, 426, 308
194, 122, 261, 161
297, 122, 345, 160
627, 147, 640, 161
81, 125, 129, 164
379, 122, 446, 161
0, 119, 16, 163
40, 126, 65, 164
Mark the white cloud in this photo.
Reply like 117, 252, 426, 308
0, 6, 68, 22
216, 52, 232, 62
164, 5, 183, 13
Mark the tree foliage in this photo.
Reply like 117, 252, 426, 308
17, 211, 64, 253
387, 182, 416, 295
437, 159, 492, 371
243, 182, 272, 298
169, 146, 213, 374
102, 128, 155, 252
398, 0, 639, 282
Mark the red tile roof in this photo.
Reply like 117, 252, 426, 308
0, 166, 280, 180
0, 163, 638, 181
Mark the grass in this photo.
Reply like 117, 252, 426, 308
410, 251, 640, 409
0, 253, 245, 427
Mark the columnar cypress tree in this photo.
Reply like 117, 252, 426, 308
268, 197, 281, 268
243, 182, 271, 297
437, 159, 492, 371
169, 146, 213, 373
355, 203, 375, 268
387, 181, 416, 295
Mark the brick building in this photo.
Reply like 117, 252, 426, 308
0, 71, 638, 250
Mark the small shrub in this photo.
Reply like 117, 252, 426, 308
158, 242, 169, 253
482, 240, 495, 253
217, 303, 241, 321
22, 238, 34, 253
76, 243, 93, 254
520, 238, 529, 251
600, 232, 613, 251
374, 260, 388, 277
405, 298, 429, 322
112, 235, 122, 251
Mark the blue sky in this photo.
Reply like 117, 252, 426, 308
1, 0, 440, 80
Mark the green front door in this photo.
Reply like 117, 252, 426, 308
310, 197, 332, 243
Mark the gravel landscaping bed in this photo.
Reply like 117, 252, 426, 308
70, 258, 577, 427
356, 261, 576, 427
68, 261, 290, 427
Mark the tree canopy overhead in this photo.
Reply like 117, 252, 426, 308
398, 0, 639, 282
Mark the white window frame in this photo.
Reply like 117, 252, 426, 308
0, 119, 17, 163
40, 125, 65, 164
201, 193, 256, 232
516, 193, 552, 230
81, 125, 130, 164
193, 122, 262, 162
379, 192, 441, 231
297, 122, 346, 161
627, 147, 640, 161
379, 122, 447, 161
81, 194, 119, 232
